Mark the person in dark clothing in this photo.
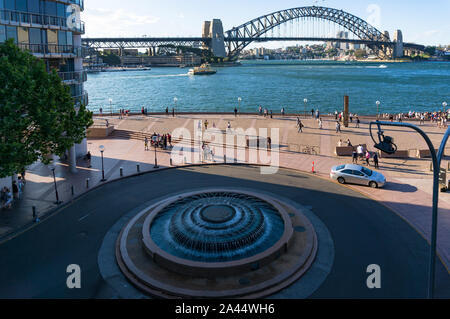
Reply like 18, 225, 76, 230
373, 152, 379, 169
234, 107, 238, 117
165, 107, 169, 115
172, 108, 175, 117
352, 149, 358, 164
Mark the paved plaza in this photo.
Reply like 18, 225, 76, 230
0, 113, 449, 298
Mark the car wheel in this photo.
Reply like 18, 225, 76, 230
369, 181, 378, 188
337, 177, 345, 184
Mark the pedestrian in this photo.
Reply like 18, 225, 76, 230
166, 107, 169, 116
0, 187, 6, 207
352, 149, 358, 164
168, 133, 172, 146
259, 106, 262, 116
20, 169, 26, 184
85, 151, 92, 168
373, 152, 379, 169
172, 108, 175, 117
281, 107, 285, 116
350, 114, 353, 123
318, 118, 323, 129
99, 107, 103, 116
3, 188, 13, 209
205, 120, 209, 130
227, 121, 231, 131
17, 177, 24, 197
347, 139, 352, 147
356, 116, 360, 128
267, 136, 272, 150
365, 151, 371, 166
311, 109, 315, 118
335, 110, 338, 120
270, 110, 273, 119
335, 121, 341, 133
163, 134, 168, 149
298, 120, 303, 133
12, 181, 19, 199
357, 144, 364, 160
316, 109, 320, 120
234, 107, 238, 117
145, 137, 149, 151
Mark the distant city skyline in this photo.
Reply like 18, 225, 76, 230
83, 0, 449, 47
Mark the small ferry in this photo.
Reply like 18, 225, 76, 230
188, 63, 217, 76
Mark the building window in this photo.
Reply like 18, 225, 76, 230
27, 0, 39, 13
17, 26, 28, 43
0, 25, 6, 43
6, 25, 17, 43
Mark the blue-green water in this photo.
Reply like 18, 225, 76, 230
85, 60, 450, 115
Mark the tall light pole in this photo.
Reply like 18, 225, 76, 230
369, 121, 449, 299
238, 97, 242, 114
49, 164, 61, 205
304, 98, 308, 119
109, 98, 113, 116
376, 101, 381, 120
99, 145, 106, 182
154, 142, 159, 169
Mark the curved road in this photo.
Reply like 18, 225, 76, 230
0, 165, 448, 298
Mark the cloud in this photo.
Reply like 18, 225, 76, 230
83, 8, 160, 37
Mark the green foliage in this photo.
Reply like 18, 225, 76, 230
0, 39, 93, 178
100, 52, 121, 66
354, 49, 367, 59
424, 46, 436, 56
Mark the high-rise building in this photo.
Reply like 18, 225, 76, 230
0, 0, 88, 171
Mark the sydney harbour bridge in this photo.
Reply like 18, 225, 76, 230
82, 6, 425, 59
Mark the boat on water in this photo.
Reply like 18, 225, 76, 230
188, 63, 217, 75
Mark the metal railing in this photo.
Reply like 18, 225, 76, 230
0, 9, 85, 34
73, 91, 88, 106
17, 43, 79, 56
57, 70, 87, 83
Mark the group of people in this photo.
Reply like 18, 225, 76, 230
145, 133, 172, 150
258, 106, 287, 118
1, 176, 26, 210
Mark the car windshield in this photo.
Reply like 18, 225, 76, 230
336, 165, 345, 171
361, 167, 373, 176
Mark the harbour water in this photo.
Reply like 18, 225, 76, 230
85, 60, 450, 115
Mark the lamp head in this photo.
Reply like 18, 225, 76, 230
99, 145, 105, 152
304, 98, 308, 103
376, 101, 380, 106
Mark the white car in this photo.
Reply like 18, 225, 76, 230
330, 164, 386, 188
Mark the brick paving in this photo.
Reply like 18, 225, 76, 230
1, 113, 449, 272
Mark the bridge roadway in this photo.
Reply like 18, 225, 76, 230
82, 36, 424, 51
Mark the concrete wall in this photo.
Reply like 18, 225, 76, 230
0, 176, 12, 191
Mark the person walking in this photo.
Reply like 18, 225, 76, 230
2, 187, 13, 209
12, 181, 19, 199
297, 120, 304, 133
259, 106, 262, 116
234, 107, 238, 117
356, 116, 360, 128
205, 120, 209, 130
365, 151, 371, 166
335, 121, 341, 133
85, 151, 92, 168
281, 107, 285, 116
318, 118, 323, 129
270, 110, 273, 119
311, 109, 315, 118
357, 144, 364, 160
144, 137, 149, 151
166, 107, 169, 116
172, 108, 175, 117
373, 152, 379, 169
352, 149, 358, 164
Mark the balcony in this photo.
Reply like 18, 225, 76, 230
73, 91, 89, 107
0, 9, 85, 34
17, 43, 80, 57
57, 70, 87, 84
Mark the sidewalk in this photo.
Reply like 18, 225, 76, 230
1, 114, 449, 272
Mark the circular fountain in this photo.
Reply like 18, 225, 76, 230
116, 189, 318, 298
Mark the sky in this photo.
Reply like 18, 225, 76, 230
82, 0, 450, 47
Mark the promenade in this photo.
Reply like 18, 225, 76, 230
1, 113, 449, 273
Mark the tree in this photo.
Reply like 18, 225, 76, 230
100, 52, 121, 66
355, 49, 367, 59
0, 39, 93, 178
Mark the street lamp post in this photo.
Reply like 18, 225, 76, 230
174, 97, 178, 111
376, 101, 381, 120
99, 145, 106, 182
109, 98, 112, 116
49, 164, 61, 205
154, 143, 159, 169
304, 98, 308, 119
238, 97, 242, 115
369, 121, 447, 299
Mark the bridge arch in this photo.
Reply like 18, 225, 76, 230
225, 6, 390, 58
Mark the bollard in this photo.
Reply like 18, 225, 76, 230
224, 155, 227, 163
32, 206, 40, 222
170, 158, 173, 166
137, 164, 140, 173
86, 178, 90, 188
71, 185, 74, 196
120, 167, 123, 177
